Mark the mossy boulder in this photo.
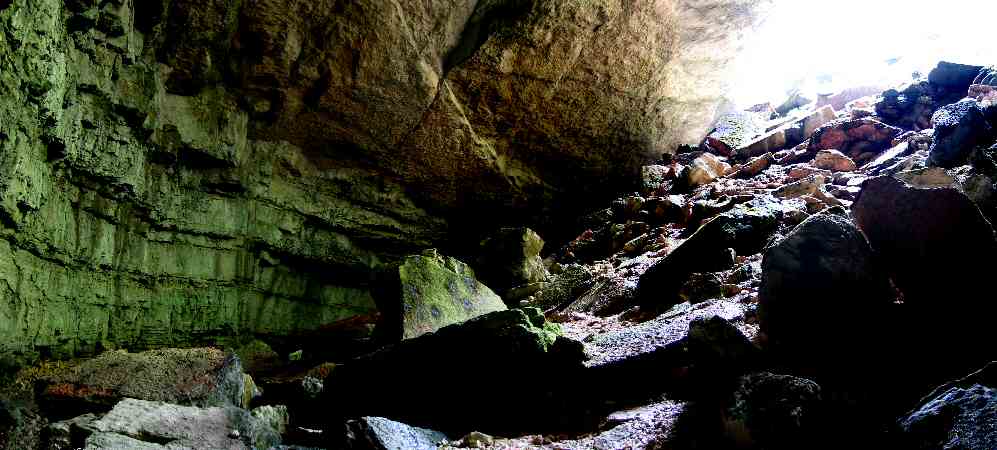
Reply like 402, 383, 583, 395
376, 249, 506, 341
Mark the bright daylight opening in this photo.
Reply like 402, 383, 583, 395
730, 0, 997, 109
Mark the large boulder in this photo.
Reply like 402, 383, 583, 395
323, 308, 586, 433
758, 209, 894, 362
810, 117, 902, 161
928, 99, 994, 168
928, 61, 986, 90
852, 176, 997, 378
898, 362, 997, 450
374, 250, 506, 341
852, 177, 997, 310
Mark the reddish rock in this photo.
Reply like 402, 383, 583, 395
810, 117, 902, 157
813, 149, 857, 172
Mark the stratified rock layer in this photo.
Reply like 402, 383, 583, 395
0, 0, 767, 366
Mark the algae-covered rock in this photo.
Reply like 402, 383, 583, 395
37, 348, 249, 416
377, 250, 506, 341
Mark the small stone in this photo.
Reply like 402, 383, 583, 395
813, 149, 857, 172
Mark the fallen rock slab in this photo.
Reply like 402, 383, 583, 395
39, 348, 250, 418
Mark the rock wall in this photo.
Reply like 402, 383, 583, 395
0, 0, 765, 366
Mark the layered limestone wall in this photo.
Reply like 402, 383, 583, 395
0, 0, 765, 367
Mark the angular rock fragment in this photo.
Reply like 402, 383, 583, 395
758, 209, 894, 361
344, 416, 447, 450
928, 99, 994, 168
733, 152, 774, 178
680, 153, 730, 189
374, 249, 506, 341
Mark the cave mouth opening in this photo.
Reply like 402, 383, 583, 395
730, 0, 997, 109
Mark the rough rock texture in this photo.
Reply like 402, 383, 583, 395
374, 249, 506, 341
344, 416, 447, 450
0, 0, 768, 367
758, 209, 894, 361
898, 362, 997, 450
724, 372, 823, 450
928, 99, 994, 168
84, 398, 282, 449
37, 348, 249, 417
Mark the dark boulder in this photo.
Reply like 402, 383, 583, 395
723, 372, 823, 450
853, 176, 997, 381
898, 362, 997, 450
758, 208, 894, 364
322, 308, 587, 435
637, 198, 780, 307
928, 61, 985, 90
853, 176, 997, 310
928, 99, 994, 168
